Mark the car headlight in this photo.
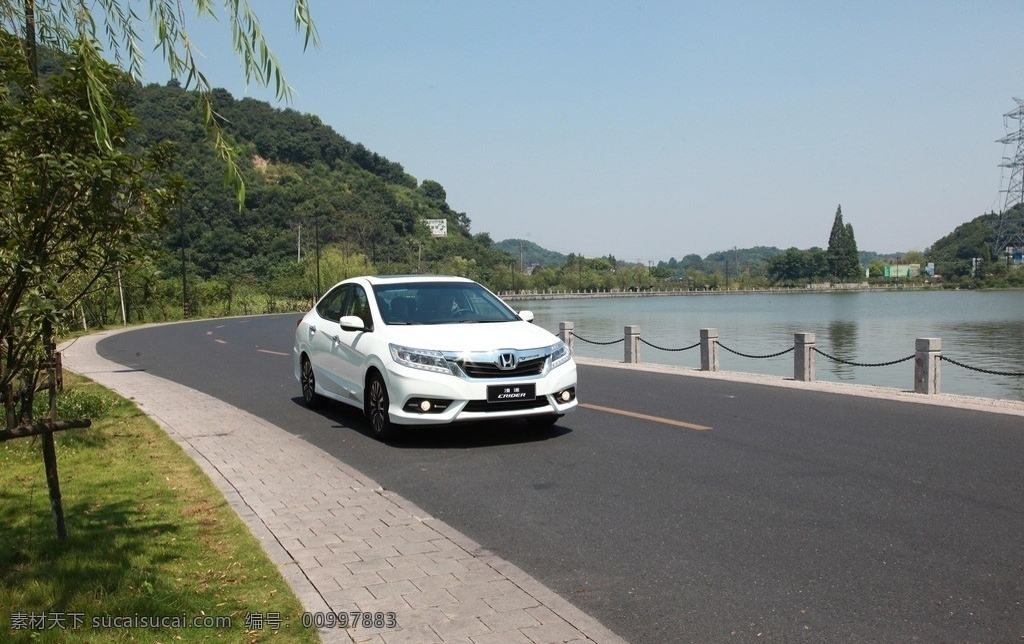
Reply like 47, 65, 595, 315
549, 341, 572, 369
389, 344, 453, 375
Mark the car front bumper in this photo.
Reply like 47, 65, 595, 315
382, 360, 578, 426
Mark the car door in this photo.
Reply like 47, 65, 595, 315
307, 284, 349, 397
333, 283, 373, 401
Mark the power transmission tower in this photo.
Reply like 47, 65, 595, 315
994, 98, 1024, 260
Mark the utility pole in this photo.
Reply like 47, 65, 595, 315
179, 203, 187, 318
315, 215, 321, 298
117, 266, 126, 324
519, 240, 524, 293
734, 246, 739, 289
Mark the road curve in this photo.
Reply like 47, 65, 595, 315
88, 315, 1024, 642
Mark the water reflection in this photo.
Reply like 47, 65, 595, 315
823, 321, 858, 381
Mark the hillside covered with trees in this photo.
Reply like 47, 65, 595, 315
73, 82, 1024, 326
112, 80, 519, 321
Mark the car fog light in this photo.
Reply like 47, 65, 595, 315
560, 389, 573, 402
419, 400, 432, 412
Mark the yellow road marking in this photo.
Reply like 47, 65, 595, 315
257, 349, 290, 356
580, 403, 712, 431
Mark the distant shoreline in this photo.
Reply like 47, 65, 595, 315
498, 284, 937, 301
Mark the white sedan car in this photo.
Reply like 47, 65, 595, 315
294, 275, 577, 440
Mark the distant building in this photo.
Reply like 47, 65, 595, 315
884, 263, 919, 278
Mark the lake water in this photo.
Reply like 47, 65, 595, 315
513, 290, 1024, 402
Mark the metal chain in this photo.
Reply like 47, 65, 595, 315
940, 355, 1024, 378
638, 338, 700, 352
812, 347, 914, 368
718, 342, 794, 359
569, 331, 623, 346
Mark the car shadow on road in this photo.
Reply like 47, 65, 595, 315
290, 396, 572, 449
385, 420, 572, 449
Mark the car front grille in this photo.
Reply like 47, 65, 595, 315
453, 355, 547, 379
463, 398, 550, 412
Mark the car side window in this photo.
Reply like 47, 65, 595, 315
342, 285, 372, 329
315, 285, 348, 322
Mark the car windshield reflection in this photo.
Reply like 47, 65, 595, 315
374, 282, 520, 326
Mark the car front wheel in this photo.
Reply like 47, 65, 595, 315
365, 371, 396, 441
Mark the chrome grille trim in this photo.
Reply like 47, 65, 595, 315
443, 348, 552, 380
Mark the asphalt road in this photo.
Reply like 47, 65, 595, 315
95, 314, 1024, 643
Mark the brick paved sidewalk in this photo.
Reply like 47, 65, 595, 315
61, 330, 626, 644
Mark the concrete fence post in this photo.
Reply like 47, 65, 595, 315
914, 338, 941, 394
700, 328, 719, 372
794, 332, 816, 382
559, 321, 574, 354
624, 325, 641, 364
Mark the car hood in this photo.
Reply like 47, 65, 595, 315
384, 320, 561, 353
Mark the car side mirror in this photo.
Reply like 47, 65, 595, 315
518, 310, 535, 323
339, 315, 368, 332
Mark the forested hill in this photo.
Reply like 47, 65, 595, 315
129, 80, 514, 293
494, 239, 569, 268
122, 81, 1022, 317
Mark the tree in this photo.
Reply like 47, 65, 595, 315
1, 33, 174, 423
0, 0, 318, 537
766, 248, 810, 285
2, 0, 319, 403
0, 0, 318, 203
826, 204, 861, 281
419, 179, 447, 202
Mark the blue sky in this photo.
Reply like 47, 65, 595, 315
142, 1, 1024, 262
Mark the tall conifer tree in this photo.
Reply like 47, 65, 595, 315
827, 205, 861, 281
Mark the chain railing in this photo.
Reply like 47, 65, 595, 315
939, 355, 1024, 378
639, 338, 700, 352
812, 347, 915, 368
557, 323, 1024, 397
718, 343, 793, 360
569, 332, 623, 347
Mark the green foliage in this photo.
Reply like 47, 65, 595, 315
30, 379, 107, 422
923, 205, 1024, 287
826, 205, 862, 281
494, 238, 569, 268
102, 79, 519, 320
766, 247, 827, 285
1, 33, 173, 426
1, 0, 319, 205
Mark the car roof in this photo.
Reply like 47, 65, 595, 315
319, 275, 478, 296
360, 275, 474, 285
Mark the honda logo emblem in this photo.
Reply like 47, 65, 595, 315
498, 352, 518, 370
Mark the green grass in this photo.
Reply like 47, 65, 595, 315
0, 374, 320, 643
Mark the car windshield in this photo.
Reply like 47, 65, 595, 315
373, 281, 520, 325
